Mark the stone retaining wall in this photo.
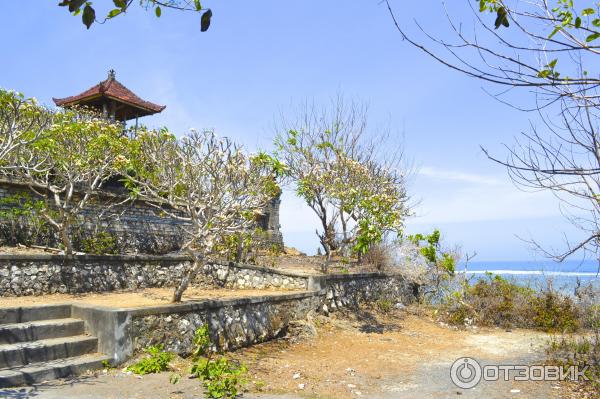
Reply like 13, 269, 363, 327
130, 292, 320, 355
0, 255, 308, 296
321, 273, 419, 313
0, 257, 419, 364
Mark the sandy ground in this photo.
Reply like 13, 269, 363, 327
1, 307, 590, 399
0, 287, 300, 309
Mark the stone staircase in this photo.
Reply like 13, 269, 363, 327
0, 304, 110, 387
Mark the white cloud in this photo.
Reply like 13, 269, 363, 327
418, 166, 503, 185
410, 166, 562, 225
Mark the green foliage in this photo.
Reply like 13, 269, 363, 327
101, 359, 113, 370
478, 0, 600, 80
376, 298, 393, 314
0, 192, 52, 246
126, 345, 175, 375
408, 229, 456, 274
182, 326, 248, 399
81, 231, 118, 255
546, 334, 600, 391
442, 273, 581, 332
57, 0, 213, 31
275, 123, 408, 260
531, 291, 580, 333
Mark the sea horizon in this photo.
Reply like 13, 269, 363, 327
459, 259, 599, 294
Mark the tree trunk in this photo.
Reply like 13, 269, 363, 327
172, 257, 204, 302
60, 224, 73, 256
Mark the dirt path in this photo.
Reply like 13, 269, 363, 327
0, 309, 579, 399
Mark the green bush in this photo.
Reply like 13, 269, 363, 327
0, 192, 53, 246
173, 326, 248, 399
126, 345, 174, 375
531, 291, 580, 333
441, 273, 581, 332
81, 231, 118, 254
546, 334, 600, 392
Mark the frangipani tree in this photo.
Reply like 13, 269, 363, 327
331, 155, 409, 257
0, 89, 51, 170
124, 129, 278, 302
15, 108, 127, 255
275, 98, 410, 270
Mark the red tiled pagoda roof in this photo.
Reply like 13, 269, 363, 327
53, 72, 166, 115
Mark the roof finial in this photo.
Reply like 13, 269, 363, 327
108, 69, 116, 80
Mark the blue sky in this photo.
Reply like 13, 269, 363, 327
0, 1, 586, 261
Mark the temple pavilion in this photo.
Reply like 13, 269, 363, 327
53, 69, 165, 124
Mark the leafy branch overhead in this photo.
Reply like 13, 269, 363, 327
57, 0, 213, 31
385, 0, 600, 262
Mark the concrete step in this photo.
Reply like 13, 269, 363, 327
0, 335, 98, 369
0, 353, 110, 388
0, 318, 85, 344
0, 305, 71, 326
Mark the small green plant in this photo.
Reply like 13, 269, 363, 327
101, 359, 113, 369
126, 344, 174, 375
174, 326, 248, 399
376, 298, 393, 314
81, 230, 118, 254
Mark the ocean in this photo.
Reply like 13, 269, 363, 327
459, 260, 600, 295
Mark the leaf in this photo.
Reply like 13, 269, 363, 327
200, 9, 212, 32
575, 16, 582, 28
548, 25, 562, 39
586, 32, 600, 42
537, 70, 551, 78
82, 4, 96, 29
155, 6, 161, 17
107, 9, 122, 18
547, 59, 558, 69
582, 8, 595, 17
494, 7, 509, 29
67, 0, 86, 13
194, 0, 202, 11
479, 0, 486, 12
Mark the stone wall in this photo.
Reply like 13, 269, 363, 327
0, 255, 308, 297
200, 263, 307, 290
0, 256, 419, 363
320, 273, 419, 313
0, 178, 283, 254
130, 293, 320, 355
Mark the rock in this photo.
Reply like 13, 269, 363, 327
292, 373, 301, 380
298, 383, 305, 390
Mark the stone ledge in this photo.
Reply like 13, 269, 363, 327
71, 290, 320, 316
325, 272, 404, 280
0, 254, 311, 279
0, 253, 191, 262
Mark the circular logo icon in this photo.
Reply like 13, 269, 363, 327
450, 357, 482, 389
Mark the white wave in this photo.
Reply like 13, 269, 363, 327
462, 269, 599, 277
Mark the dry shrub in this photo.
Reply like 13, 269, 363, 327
362, 243, 393, 272
441, 274, 581, 332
